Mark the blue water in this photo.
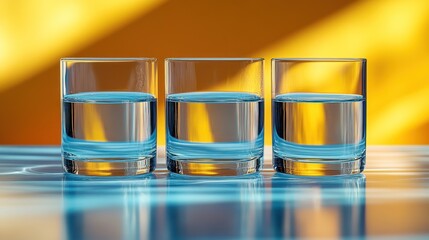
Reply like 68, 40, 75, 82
273, 93, 366, 160
62, 91, 157, 161
166, 92, 264, 161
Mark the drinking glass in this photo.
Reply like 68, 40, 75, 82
61, 58, 157, 176
165, 58, 264, 176
272, 58, 366, 176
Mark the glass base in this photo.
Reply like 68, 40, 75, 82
167, 157, 262, 176
273, 156, 365, 176
63, 156, 155, 176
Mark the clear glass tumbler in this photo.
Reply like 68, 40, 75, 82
61, 58, 157, 176
272, 58, 366, 176
165, 58, 264, 176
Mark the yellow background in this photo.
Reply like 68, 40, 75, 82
1, 0, 428, 145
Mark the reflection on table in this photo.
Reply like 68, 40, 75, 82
0, 146, 428, 239
270, 174, 365, 239
63, 174, 156, 240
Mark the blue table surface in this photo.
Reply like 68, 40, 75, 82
0, 146, 428, 240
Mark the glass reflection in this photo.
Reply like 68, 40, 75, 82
62, 174, 157, 240
165, 173, 264, 239
270, 174, 366, 239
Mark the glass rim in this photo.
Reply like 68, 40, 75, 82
165, 57, 264, 62
272, 58, 366, 62
61, 57, 157, 62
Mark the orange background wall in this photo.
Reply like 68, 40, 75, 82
1, 0, 429, 145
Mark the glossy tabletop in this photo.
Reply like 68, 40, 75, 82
0, 146, 428, 240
